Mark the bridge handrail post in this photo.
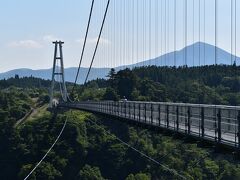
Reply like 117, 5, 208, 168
122, 102, 124, 117
102, 102, 103, 113
109, 101, 111, 115
129, 102, 131, 118
145, 103, 147, 123
106, 102, 108, 114
125, 102, 127, 118
201, 107, 205, 137
214, 108, 218, 142
129, 102, 131, 119
102, 102, 104, 113
109, 102, 112, 115
129, 102, 130, 118
104, 102, 107, 114
159, 104, 161, 126
166, 105, 169, 128
217, 108, 222, 143
110, 101, 115, 115
111, 101, 112, 114
188, 106, 191, 134
115, 101, 116, 115
105, 102, 106, 113
110, 101, 112, 114
104, 102, 105, 113
112, 101, 113, 115
151, 103, 153, 125
103, 102, 105, 113
109, 101, 111, 114
113, 101, 114, 115
118, 102, 120, 117
176, 106, 179, 131
238, 110, 240, 149
119, 102, 120, 116
112, 101, 114, 115
121, 102, 123, 117
106, 102, 107, 113
134, 102, 136, 120
116, 101, 118, 116
139, 103, 141, 122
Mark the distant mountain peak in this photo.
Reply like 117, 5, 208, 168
1, 42, 239, 83
138, 42, 240, 67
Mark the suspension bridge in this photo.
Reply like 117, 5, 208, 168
50, 0, 239, 150
23, 0, 240, 179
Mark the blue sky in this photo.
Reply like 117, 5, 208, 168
0, 0, 239, 72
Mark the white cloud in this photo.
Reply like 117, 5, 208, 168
43, 35, 60, 42
76, 37, 111, 45
7, 40, 42, 48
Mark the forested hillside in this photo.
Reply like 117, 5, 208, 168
2, 108, 240, 179
1, 66, 240, 179
77, 65, 240, 106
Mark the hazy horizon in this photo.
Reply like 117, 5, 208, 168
1, 41, 240, 74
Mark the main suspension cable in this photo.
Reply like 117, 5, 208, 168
71, 0, 95, 94
84, 0, 111, 84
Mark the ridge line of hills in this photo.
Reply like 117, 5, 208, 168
1, 42, 239, 84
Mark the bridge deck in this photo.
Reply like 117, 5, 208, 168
61, 101, 240, 149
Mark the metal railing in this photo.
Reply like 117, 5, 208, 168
61, 101, 240, 148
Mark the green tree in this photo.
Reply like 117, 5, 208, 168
115, 69, 137, 99
103, 87, 119, 101
203, 159, 219, 179
108, 68, 117, 88
19, 162, 62, 180
78, 165, 105, 180
126, 173, 151, 180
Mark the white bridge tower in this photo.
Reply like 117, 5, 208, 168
49, 41, 68, 108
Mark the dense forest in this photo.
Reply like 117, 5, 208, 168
1, 65, 240, 179
76, 65, 240, 106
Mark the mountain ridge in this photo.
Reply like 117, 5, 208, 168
1, 42, 239, 84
